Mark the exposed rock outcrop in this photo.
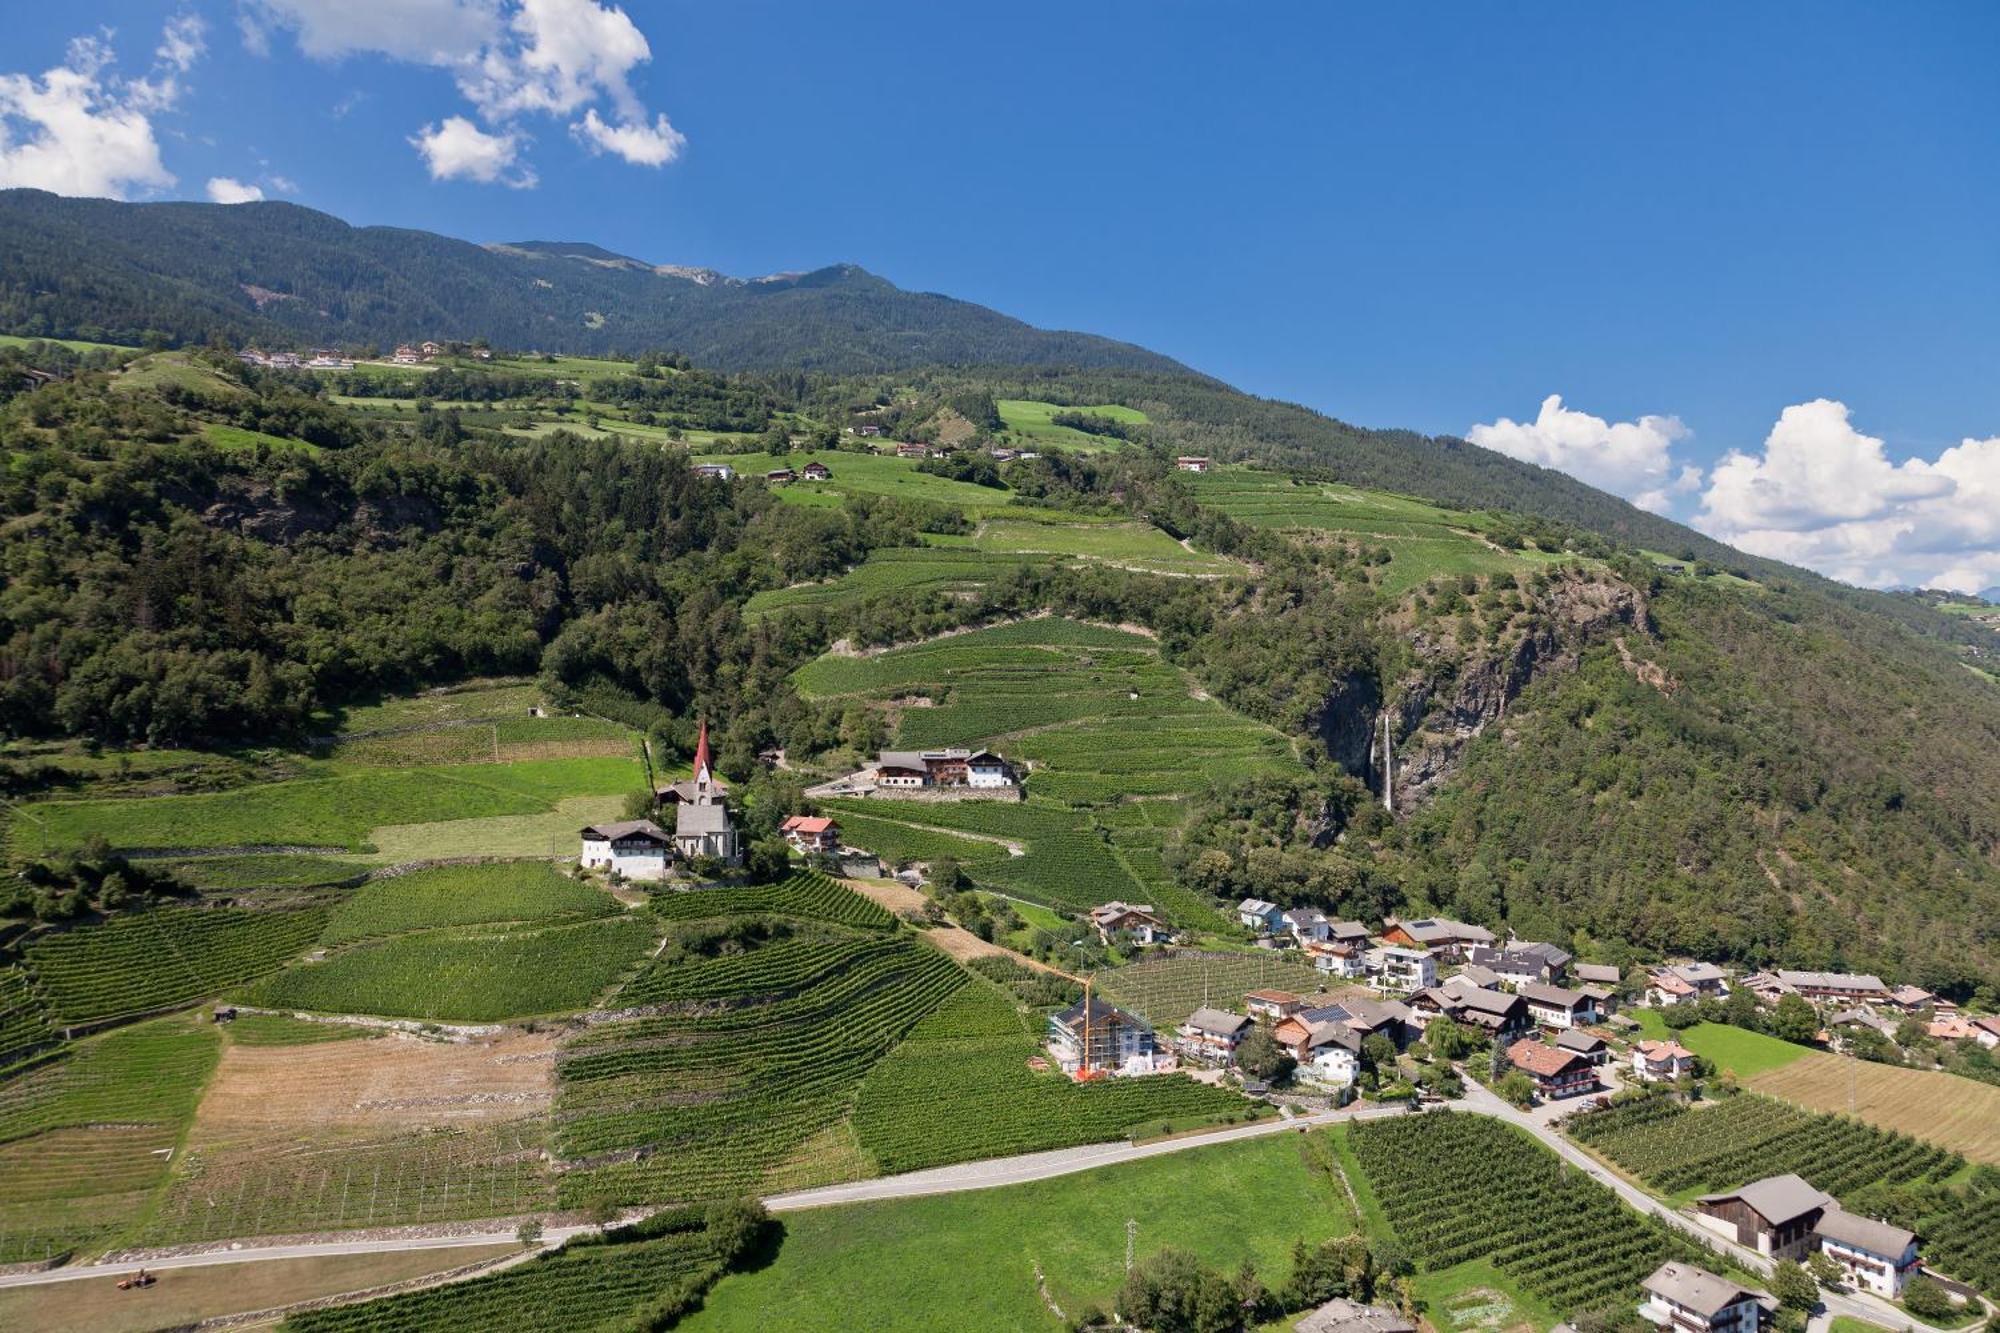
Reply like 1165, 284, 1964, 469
1313, 571, 1651, 811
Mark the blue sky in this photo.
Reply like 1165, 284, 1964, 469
4, 2, 1999, 589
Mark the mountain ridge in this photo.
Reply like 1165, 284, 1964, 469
0, 190, 1192, 376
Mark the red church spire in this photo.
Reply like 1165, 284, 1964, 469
692, 718, 712, 787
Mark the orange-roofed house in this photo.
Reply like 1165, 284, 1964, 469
1505, 1038, 1597, 1100
1632, 1038, 1697, 1083
780, 815, 840, 854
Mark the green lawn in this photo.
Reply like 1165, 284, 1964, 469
946, 518, 1244, 576
0, 332, 136, 353
1628, 1014, 1811, 1079
19, 755, 643, 854
1184, 467, 1563, 596
200, 423, 320, 454
685, 1133, 1346, 1331
319, 861, 618, 944
997, 399, 1149, 449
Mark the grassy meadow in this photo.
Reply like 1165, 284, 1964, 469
685, 1131, 1346, 1331
1185, 467, 1567, 595
800, 618, 1295, 927
996, 398, 1149, 449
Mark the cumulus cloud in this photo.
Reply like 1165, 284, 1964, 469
251, 0, 683, 185
1695, 401, 2000, 593
1467, 394, 1702, 513
410, 115, 535, 187
206, 175, 264, 203
573, 107, 683, 165
0, 29, 188, 199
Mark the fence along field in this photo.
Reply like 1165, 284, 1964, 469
1349, 1111, 1725, 1320
800, 618, 1300, 927
851, 980, 1249, 1173
0, 1016, 220, 1264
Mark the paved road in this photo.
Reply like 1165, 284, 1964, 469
1, 1085, 1977, 1333
0, 1103, 1406, 1292
1461, 1081, 1955, 1333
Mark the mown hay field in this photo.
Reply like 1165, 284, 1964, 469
1749, 1052, 2000, 1166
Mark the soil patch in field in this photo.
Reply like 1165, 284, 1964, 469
841, 878, 1060, 971
195, 1029, 558, 1132
0, 1244, 516, 1333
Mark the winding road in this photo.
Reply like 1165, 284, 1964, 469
0, 1085, 1974, 1333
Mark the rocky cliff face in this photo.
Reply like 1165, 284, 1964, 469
1316, 571, 1650, 810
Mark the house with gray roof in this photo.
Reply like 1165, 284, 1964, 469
1178, 1006, 1253, 1063
579, 819, 672, 880
1813, 1209, 1921, 1298
1520, 981, 1598, 1029
1639, 1263, 1774, 1333
1694, 1174, 1832, 1259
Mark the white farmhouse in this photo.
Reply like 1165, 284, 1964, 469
579, 819, 672, 880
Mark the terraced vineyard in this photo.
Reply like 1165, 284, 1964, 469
1565, 1092, 1962, 1197
243, 915, 656, 1022
285, 1224, 724, 1333
0, 967, 53, 1070
20, 755, 643, 855
1184, 468, 1556, 595
321, 862, 617, 944
555, 928, 965, 1207
0, 1018, 221, 1263
1094, 951, 1329, 1027
852, 982, 1250, 1173
745, 546, 1039, 617
646, 872, 896, 930
1349, 1111, 1724, 1318
802, 618, 1299, 927
24, 906, 329, 1025
142, 1118, 553, 1246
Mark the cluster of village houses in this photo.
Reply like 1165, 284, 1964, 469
580, 735, 1023, 880
236, 340, 495, 370
1052, 906, 1990, 1113
1052, 910, 1968, 1329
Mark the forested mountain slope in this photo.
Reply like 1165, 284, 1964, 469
0, 191, 1187, 375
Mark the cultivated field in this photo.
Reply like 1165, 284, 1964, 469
996, 397, 1149, 448
17, 755, 644, 855
0, 1017, 220, 1264
802, 618, 1297, 929
699, 449, 1021, 513
1094, 951, 1330, 1027
851, 981, 1250, 1173
683, 1131, 1343, 1331
321, 862, 618, 944
1749, 1052, 2000, 1165
243, 915, 656, 1022
1349, 1112, 1723, 1320
1185, 468, 1562, 595
141, 1028, 557, 1245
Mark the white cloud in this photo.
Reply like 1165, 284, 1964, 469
0, 34, 178, 198
246, 0, 502, 65
158, 12, 208, 74
206, 175, 265, 203
410, 115, 535, 187
252, 0, 682, 184
1468, 394, 1701, 514
573, 107, 683, 166
266, 173, 299, 194
1695, 400, 2000, 593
